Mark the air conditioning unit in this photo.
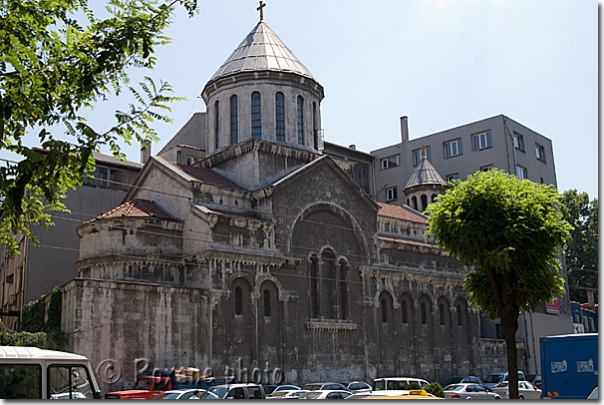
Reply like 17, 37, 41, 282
5, 274, 13, 283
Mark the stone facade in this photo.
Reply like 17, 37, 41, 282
61, 19, 530, 394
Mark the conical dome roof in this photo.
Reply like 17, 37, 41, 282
404, 155, 445, 189
207, 21, 315, 85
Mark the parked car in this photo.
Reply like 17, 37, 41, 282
441, 376, 484, 387
299, 390, 352, 399
198, 383, 265, 399
154, 389, 206, 400
341, 381, 372, 393
482, 370, 526, 389
267, 389, 309, 399
443, 383, 501, 399
360, 389, 444, 400
264, 384, 302, 395
525, 374, 542, 389
302, 382, 350, 391
373, 377, 429, 391
490, 381, 542, 399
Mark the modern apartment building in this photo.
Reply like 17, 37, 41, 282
371, 115, 558, 208
0, 152, 142, 329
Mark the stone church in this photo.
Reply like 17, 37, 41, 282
62, 17, 508, 392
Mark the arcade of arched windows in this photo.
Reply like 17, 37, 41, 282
212, 90, 315, 148
308, 249, 350, 321
375, 291, 470, 334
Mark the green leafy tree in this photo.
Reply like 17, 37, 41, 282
559, 190, 598, 304
424, 382, 445, 398
0, 0, 197, 256
426, 170, 571, 399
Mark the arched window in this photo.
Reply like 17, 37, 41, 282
381, 299, 388, 323
338, 260, 348, 320
456, 304, 463, 326
214, 100, 220, 149
412, 196, 418, 211
310, 257, 319, 318
312, 102, 318, 149
421, 302, 427, 324
310, 250, 349, 320
263, 289, 271, 317
321, 250, 335, 319
297, 96, 304, 145
251, 92, 261, 140
431, 194, 437, 203
401, 300, 408, 324
439, 303, 446, 325
230, 95, 238, 145
421, 194, 428, 211
235, 286, 242, 315
275, 92, 285, 142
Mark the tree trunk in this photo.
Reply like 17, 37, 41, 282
501, 313, 519, 399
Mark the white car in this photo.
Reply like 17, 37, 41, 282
267, 389, 309, 399
153, 389, 207, 400
490, 381, 542, 399
443, 383, 501, 399
298, 389, 352, 399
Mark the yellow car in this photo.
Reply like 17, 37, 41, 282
362, 390, 444, 400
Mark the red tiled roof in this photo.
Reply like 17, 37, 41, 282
377, 202, 427, 224
171, 163, 242, 190
92, 199, 174, 222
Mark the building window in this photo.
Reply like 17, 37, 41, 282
310, 257, 319, 318
84, 165, 109, 187
235, 286, 242, 315
513, 133, 525, 151
421, 194, 428, 211
444, 139, 463, 158
230, 95, 238, 145
381, 155, 400, 170
456, 304, 463, 326
516, 165, 527, 180
421, 302, 427, 325
263, 289, 271, 317
275, 92, 285, 142
446, 173, 459, 182
381, 299, 388, 323
297, 96, 304, 145
351, 163, 370, 194
214, 100, 220, 149
535, 143, 546, 162
472, 131, 492, 150
402, 301, 408, 324
495, 323, 504, 339
313, 102, 319, 149
411, 196, 418, 210
386, 187, 397, 201
310, 251, 348, 320
251, 92, 261, 140
439, 303, 445, 325
480, 165, 494, 172
413, 147, 431, 166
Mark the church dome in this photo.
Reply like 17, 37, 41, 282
201, 17, 324, 159
205, 21, 315, 88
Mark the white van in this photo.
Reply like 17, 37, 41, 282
0, 346, 101, 399
373, 377, 430, 392
482, 370, 526, 389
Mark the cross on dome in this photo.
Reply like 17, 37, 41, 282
257, 1, 266, 21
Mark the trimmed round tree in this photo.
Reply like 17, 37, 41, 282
426, 170, 571, 400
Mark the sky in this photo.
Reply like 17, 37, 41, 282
6, 0, 601, 199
